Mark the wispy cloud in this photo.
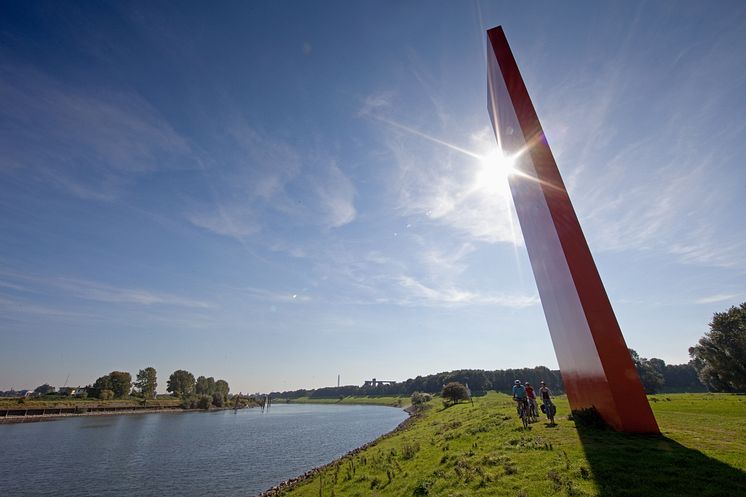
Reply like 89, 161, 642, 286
234, 286, 311, 303
186, 203, 260, 239
55, 278, 214, 308
534, 16, 746, 270
396, 275, 538, 308
0, 296, 94, 319
310, 160, 357, 229
185, 118, 357, 241
0, 269, 213, 309
0, 63, 194, 200
367, 114, 518, 244
695, 294, 738, 305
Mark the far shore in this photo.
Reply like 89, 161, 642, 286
0, 405, 257, 425
275, 395, 411, 409
0, 397, 405, 425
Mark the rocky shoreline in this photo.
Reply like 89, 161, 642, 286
254, 405, 420, 497
0, 405, 250, 424
0, 407, 193, 424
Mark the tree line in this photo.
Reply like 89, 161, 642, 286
271, 366, 565, 399
166, 370, 231, 408
632, 302, 746, 394
28, 368, 232, 409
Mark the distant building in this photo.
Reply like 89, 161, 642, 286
362, 378, 397, 388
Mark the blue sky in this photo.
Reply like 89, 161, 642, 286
1, 1, 744, 393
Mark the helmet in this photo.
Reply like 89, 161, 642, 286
514, 380, 521, 384
525, 382, 531, 386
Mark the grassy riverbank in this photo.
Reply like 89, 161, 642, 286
0, 397, 182, 409
277, 396, 409, 408
276, 393, 746, 497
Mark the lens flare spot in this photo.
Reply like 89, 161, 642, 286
476, 150, 515, 194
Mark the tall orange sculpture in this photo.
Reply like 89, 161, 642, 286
486, 26, 658, 433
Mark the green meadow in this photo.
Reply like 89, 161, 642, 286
278, 393, 746, 497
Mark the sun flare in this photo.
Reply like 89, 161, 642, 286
475, 150, 515, 194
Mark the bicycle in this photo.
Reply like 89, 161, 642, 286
516, 398, 529, 428
528, 397, 538, 422
542, 399, 556, 424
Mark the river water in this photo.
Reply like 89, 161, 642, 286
0, 403, 408, 497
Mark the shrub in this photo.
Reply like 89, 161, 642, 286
99, 389, 114, 400
401, 441, 420, 460
441, 382, 469, 406
212, 392, 225, 407
412, 478, 433, 496
411, 392, 432, 405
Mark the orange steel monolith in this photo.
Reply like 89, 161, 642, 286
486, 26, 658, 433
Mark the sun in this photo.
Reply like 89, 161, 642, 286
475, 149, 516, 194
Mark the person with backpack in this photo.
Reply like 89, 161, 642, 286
539, 381, 556, 423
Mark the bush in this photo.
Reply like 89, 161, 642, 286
413, 478, 434, 496
212, 392, 225, 407
401, 441, 420, 460
411, 392, 432, 405
99, 389, 115, 400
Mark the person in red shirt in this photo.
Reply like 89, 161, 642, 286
525, 382, 538, 421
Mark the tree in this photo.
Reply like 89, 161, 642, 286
167, 370, 196, 398
214, 379, 229, 402
34, 384, 55, 395
690, 303, 746, 392
663, 362, 706, 392
197, 395, 212, 410
99, 389, 115, 400
629, 349, 664, 394
441, 382, 469, 405
91, 375, 113, 399
135, 367, 157, 399
108, 371, 132, 399
196, 376, 215, 396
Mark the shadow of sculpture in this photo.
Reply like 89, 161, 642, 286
576, 423, 746, 497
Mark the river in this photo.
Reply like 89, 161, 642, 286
0, 403, 408, 497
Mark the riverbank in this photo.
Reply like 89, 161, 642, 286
0, 406, 187, 424
262, 392, 746, 497
256, 404, 417, 497
0, 404, 255, 424
275, 395, 410, 408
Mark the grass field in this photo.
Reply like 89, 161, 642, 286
277, 396, 409, 408
278, 393, 746, 497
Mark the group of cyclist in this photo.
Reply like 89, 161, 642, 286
511, 379, 556, 425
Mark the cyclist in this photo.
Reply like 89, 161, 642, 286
512, 380, 527, 417
525, 382, 538, 421
539, 381, 556, 423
